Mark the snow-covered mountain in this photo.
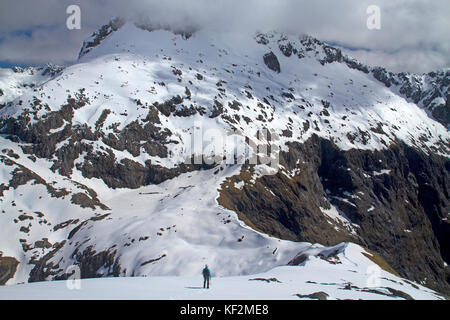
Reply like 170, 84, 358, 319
0, 19, 448, 299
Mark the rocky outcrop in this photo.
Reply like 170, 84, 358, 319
69, 246, 121, 279
28, 241, 66, 282
0, 255, 19, 285
263, 52, 281, 73
369, 68, 449, 128
0, 93, 214, 189
296, 291, 329, 300
1, 156, 70, 199
78, 17, 126, 58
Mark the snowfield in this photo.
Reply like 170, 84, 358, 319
0, 243, 443, 300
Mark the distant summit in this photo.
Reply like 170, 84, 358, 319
78, 17, 126, 59
79, 17, 196, 59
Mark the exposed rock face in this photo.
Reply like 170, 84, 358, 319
28, 241, 66, 282
263, 52, 281, 73
28, 242, 119, 282
0, 256, 19, 285
219, 135, 450, 294
79, 17, 126, 58
296, 291, 329, 300
68, 246, 121, 279
0, 93, 214, 189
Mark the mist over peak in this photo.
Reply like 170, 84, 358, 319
0, 1, 449, 74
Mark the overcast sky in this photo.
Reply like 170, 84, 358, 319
0, 0, 449, 73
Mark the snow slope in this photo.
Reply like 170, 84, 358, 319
0, 243, 443, 300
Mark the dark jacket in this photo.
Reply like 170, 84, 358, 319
202, 267, 211, 279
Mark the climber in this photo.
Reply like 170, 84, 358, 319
202, 264, 212, 289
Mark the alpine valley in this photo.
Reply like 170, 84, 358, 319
0, 18, 448, 300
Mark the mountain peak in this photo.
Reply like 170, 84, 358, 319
78, 18, 196, 60
78, 17, 126, 59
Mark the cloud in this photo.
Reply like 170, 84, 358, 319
0, 0, 448, 73
0, 26, 91, 65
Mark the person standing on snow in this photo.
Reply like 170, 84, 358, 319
202, 264, 212, 289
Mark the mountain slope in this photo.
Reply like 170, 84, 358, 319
0, 21, 448, 297
0, 243, 444, 300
